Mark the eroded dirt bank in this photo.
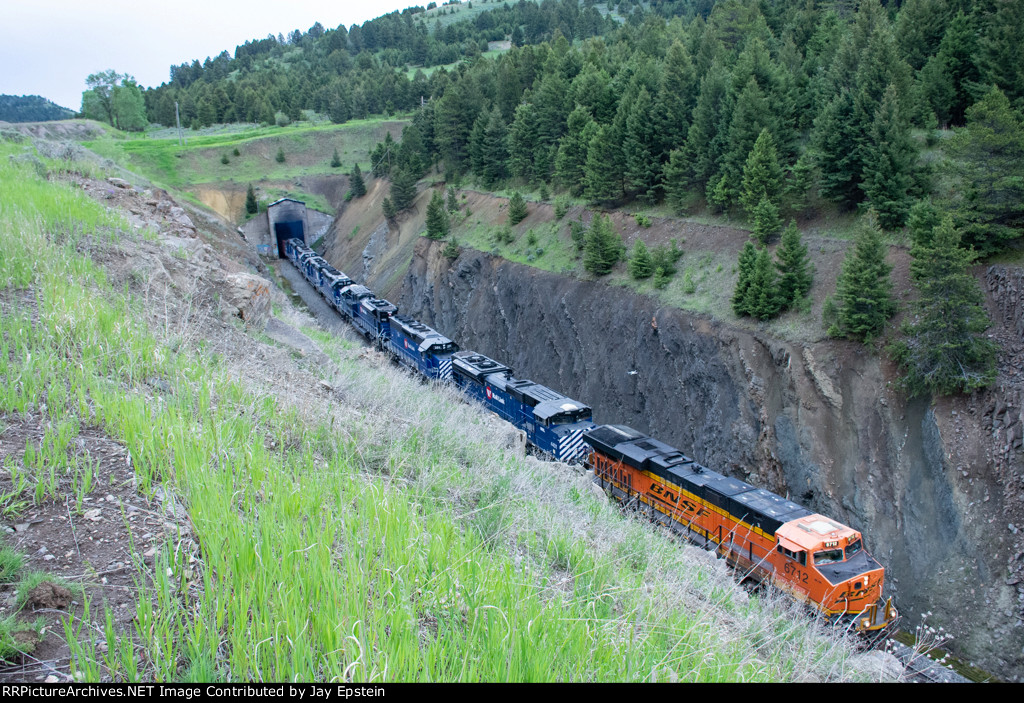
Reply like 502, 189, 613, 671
393, 237, 1023, 678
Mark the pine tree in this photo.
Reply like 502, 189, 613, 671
829, 214, 897, 342
331, 148, 342, 168
743, 247, 781, 320
424, 189, 450, 240
350, 163, 367, 198
740, 128, 783, 218
861, 85, 915, 230
623, 87, 660, 202
508, 192, 528, 225
628, 240, 654, 280
382, 197, 396, 219
920, 11, 980, 127
943, 86, 1024, 255
480, 108, 509, 187
775, 221, 813, 307
706, 174, 734, 214
751, 196, 782, 244
721, 79, 775, 204
275, 147, 286, 163
555, 107, 596, 196
508, 102, 539, 182
390, 168, 418, 212
908, 199, 942, 248
661, 148, 690, 214
732, 241, 758, 317
683, 62, 730, 192
245, 184, 258, 215
814, 91, 860, 208
584, 124, 623, 205
784, 151, 816, 215
446, 186, 459, 213
583, 214, 622, 276
892, 216, 997, 395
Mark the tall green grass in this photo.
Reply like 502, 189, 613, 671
0, 144, 868, 681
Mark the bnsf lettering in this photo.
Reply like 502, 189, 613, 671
835, 587, 872, 602
649, 482, 679, 504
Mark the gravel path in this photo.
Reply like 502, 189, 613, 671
276, 261, 352, 336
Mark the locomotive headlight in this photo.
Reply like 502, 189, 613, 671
864, 575, 869, 586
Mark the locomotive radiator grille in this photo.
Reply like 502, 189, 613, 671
438, 358, 453, 381
558, 429, 587, 463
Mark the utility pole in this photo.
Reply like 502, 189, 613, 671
175, 101, 183, 147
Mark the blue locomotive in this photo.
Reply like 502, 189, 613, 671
282, 238, 595, 463
386, 315, 459, 381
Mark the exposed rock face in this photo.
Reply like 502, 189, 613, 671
223, 272, 271, 325
397, 238, 1024, 679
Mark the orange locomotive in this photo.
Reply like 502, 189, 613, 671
583, 425, 897, 632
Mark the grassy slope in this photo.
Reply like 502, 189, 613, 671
83, 117, 409, 191
0, 139, 879, 681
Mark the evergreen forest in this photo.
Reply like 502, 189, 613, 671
126, 0, 1024, 396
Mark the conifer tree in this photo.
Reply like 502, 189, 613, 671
751, 196, 782, 244
331, 148, 342, 168
425, 189, 450, 240
775, 221, 813, 307
892, 216, 997, 395
623, 87, 660, 202
722, 79, 775, 203
785, 152, 816, 215
508, 102, 539, 182
468, 111, 489, 176
943, 86, 1024, 255
584, 124, 623, 205
920, 11, 980, 127
706, 175, 734, 214
661, 148, 690, 214
245, 184, 258, 215
743, 248, 781, 320
741, 129, 783, 219
382, 197, 396, 219
390, 168, 418, 212
446, 186, 459, 213
628, 240, 654, 280
861, 85, 915, 230
683, 63, 730, 192
275, 146, 286, 163
732, 241, 758, 317
555, 107, 596, 196
814, 91, 860, 207
350, 163, 367, 198
908, 199, 942, 248
583, 215, 622, 276
480, 108, 509, 187
508, 192, 528, 225
829, 214, 897, 342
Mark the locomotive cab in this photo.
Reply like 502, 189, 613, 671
772, 515, 895, 631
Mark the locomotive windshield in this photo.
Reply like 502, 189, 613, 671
549, 408, 592, 425
845, 539, 862, 559
814, 548, 844, 565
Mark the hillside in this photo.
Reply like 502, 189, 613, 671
0, 95, 75, 123
0, 125, 912, 682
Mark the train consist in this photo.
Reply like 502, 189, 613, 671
282, 237, 896, 633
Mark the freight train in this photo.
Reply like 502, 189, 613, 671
281, 237, 897, 633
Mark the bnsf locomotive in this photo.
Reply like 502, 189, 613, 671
282, 237, 897, 633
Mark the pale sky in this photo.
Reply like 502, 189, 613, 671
0, 1, 417, 111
